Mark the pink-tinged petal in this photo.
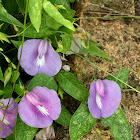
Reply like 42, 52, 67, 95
18, 39, 41, 76
95, 79, 104, 96
88, 81, 101, 119
101, 80, 121, 118
38, 42, 62, 76
32, 87, 61, 120
18, 96, 53, 128
0, 123, 13, 138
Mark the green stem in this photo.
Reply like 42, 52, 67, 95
5, 24, 31, 38
0, 0, 29, 130
94, 57, 140, 76
75, 15, 140, 20
71, 50, 140, 93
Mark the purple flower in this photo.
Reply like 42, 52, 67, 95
18, 86, 61, 128
18, 39, 62, 76
88, 79, 121, 119
0, 98, 18, 138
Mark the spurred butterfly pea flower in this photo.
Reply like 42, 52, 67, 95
18, 39, 62, 76
18, 86, 61, 128
0, 98, 18, 138
88, 79, 121, 119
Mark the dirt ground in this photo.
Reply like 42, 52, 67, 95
36, 0, 140, 139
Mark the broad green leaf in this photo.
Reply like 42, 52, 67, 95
58, 26, 74, 35
0, 32, 10, 43
43, 10, 62, 30
0, 4, 23, 27
28, 73, 58, 91
69, 101, 97, 140
6, 115, 38, 140
62, 33, 72, 53
28, 0, 42, 32
11, 40, 22, 49
23, 17, 55, 38
43, 0, 75, 32
101, 108, 131, 140
59, 9, 75, 22
0, 67, 4, 82
55, 105, 72, 126
83, 40, 110, 59
55, 71, 89, 101
106, 69, 129, 89
54, 0, 72, 9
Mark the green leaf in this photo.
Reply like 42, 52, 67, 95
28, 73, 58, 91
0, 90, 4, 95
43, 0, 75, 32
11, 70, 20, 83
101, 108, 131, 140
16, 0, 26, 14
59, 9, 75, 22
4, 67, 12, 87
62, 33, 72, 53
3, 83, 12, 98
55, 105, 72, 126
55, 71, 89, 101
43, 10, 62, 30
14, 84, 24, 96
22, 17, 55, 38
6, 115, 38, 140
11, 40, 22, 49
0, 4, 23, 27
69, 101, 97, 140
0, 67, 4, 82
0, 32, 10, 43
83, 40, 110, 59
106, 69, 129, 89
28, 0, 42, 32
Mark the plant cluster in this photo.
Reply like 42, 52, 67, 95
0, 0, 137, 139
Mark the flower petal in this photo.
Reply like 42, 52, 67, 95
0, 123, 13, 138
0, 98, 18, 128
101, 80, 121, 118
18, 96, 53, 128
18, 39, 62, 76
32, 86, 61, 120
88, 81, 101, 119
18, 39, 41, 76
38, 42, 62, 76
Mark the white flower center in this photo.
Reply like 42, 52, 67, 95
96, 93, 102, 109
36, 55, 45, 66
37, 105, 49, 116
0, 117, 10, 125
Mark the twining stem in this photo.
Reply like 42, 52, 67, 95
0, 0, 29, 130
5, 24, 31, 38
75, 15, 140, 20
94, 56, 140, 76
71, 50, 140, 94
